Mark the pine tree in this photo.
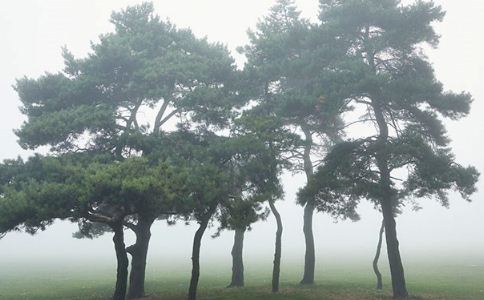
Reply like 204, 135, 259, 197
302, 1, 480, 297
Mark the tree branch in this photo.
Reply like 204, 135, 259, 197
338, 118, 377, 130
154, 100, 170, 134
158, 108, 180, 128
123, 221, 137, 232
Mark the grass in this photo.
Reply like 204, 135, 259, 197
0, 259, 482, 300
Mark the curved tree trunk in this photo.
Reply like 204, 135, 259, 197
268, 200, 283, 293
228, 227, 246, 288
112, 222, 129, 300
300, 126, 315, 285
188, 208, 215, 300
127, 217, 155, 299
373, 220, 385, 290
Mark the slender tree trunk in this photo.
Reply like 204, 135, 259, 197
228, 227, 246, 288
372, 100, 409, 299
373, 220, 385, 290
127, 217, 155, 299
268, 200, 283, 293
188, 209, 215, 300
112, 222, 129, 300
300, 125, 316, 285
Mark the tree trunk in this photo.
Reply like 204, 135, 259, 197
373, 220, 384, 290
187, 212, 213, 300
300, 125, 315, 285
301, 203, 315, 284
228, 227, 246, 288
268, 200, 283, 293
381, 200, 408, 298
112, 222, 129, 300
127, 217, 155, 299
372, 99, 409, 299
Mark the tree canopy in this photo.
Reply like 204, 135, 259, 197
0, 1, 479, 300
298, 0, 479, 297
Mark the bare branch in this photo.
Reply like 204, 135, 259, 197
86, 212, 114, 224
126, 99, 143, 130
338, 118, 377, 130
158, 108, 180, 128
153, 100, 170, 134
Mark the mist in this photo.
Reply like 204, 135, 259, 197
0, 0, 483, 279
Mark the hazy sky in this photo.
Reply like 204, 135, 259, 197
0, 0, 483, 272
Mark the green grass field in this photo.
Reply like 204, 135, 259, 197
0, 259, 483, 300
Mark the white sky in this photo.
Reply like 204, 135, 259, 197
0, 0, 483, 273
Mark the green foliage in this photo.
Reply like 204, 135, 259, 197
4, 2, 245, 243
0, 155, 84, 234
0, 152, 192, 236
242, 0, 345, 135
301, 131, 479, 212
216, 198, 269, 234
0, 6, 480, 299
14, 2, 239, 154
301, 0, 479, 214
156, 132, 282, 226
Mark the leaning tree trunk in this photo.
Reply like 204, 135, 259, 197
301, 125, 315, 285
112, 222, 129, 300
228, 227, 246, 288
188, 208, 215, 300
268, 200, 283, 293
373, 220, 385, 290
127, 217, 155, 299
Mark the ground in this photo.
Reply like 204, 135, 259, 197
0, 259, 482, 300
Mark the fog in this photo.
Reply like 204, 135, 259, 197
0, 0, 483, 270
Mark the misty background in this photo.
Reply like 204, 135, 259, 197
0, 0, 483, 272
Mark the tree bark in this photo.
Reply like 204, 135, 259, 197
268, 200, 283, 293
373, 220, 384, 290
127, 217, 155, 299
112, 222, 129, 300
188, 208, 215, 300
227, 227, 246, 288
300, 126, 316, 285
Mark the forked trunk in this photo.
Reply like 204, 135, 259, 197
268, 200, 283, 293
301, 203, 315, 285
373, 220, 385, 290
228, 227, 245, 288
188, 207, 215, 300
127, 217, 155, 299
112, 222, 129, 300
